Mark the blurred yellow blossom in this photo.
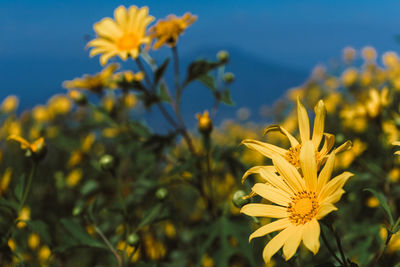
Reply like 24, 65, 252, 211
389, 168, 400, 182
48, 94, 72, 116
362, 46, 377, 62
32, 105, 51, 123
38, 245, 51, 263
28, 233, 40, 250
149, 13, 197, 49
196, 110, 213, 134
382, 51, 399, 68
8, 238, 16, 252
341, 68, 358, 87
17, 206, 30, 228
66, 168, 83, 187
63, 64, 118, 93
88, 5, 154, 65
0, 168, 12, 196
366, 196, 379, 208
365, 88, 389, 118
8, 135, 46, 157
1, 95, 19, 113
343, 46, 356, 63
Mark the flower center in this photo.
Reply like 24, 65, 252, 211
287, 191, 319, 225
285, 144, 321, 168
116, 34, 139, 51
284, 144, 302, 168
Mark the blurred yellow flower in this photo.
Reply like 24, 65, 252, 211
365, 88, 389, 118
196, 110, 213, 134
38, 245, 51, 263
149, 13, 197, 49
366, 196, 379, 208
341, 68, 358, 87
241, 141, 353, 263
88, 5, 154, 65
17, 206, 30, 228
28, 233, 40, 250
48, 94, 72, 115
342, 46, 356, 63
8, 238, 16, 251
242, 100, 350, 171
66, 168, 83, 187
389, 168, 400, 183
8, 135, 46, 156
362, 46, 377, 62
1, 95, 19, 113
32, 105, 51, 123
63, 64, 118, 93
0, 168, 12, 196
382, 51, 399, 68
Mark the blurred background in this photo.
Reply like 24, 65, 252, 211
2, 0, 400, 126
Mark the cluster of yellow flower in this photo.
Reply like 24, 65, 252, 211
241, 99, 353, 263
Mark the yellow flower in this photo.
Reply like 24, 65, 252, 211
66, 168, 83, 187
341, 68, 358, 87
1, 95, 19, 113
149, 13, 197, 49
38, 245, 51, 263
196, 110, 213, 133
0, 168, 12, 196
242, 100, 350, 171
8, 238, 16, 251
63, 64, 118, 93
32, 105, 51, 123
28, 233, 40, 250
342, 46, 356, 63
382, 51, 399, 68
362, 46, 377, 62
8, 135, 46, 157
241, 141, 353, 263
47, 94, 72, 116
365, 88, 389, 118
17, 206, 30, 228
88, 5, 154, 65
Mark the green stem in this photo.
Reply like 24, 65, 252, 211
371, 231, 392, 267
95, 225, 123, 267
320, 226, 344, 265
331, 226, 348, 267
19, 162, 37, 210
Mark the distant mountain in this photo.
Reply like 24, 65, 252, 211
0, 47, 308, 129
176, 46, 308, 125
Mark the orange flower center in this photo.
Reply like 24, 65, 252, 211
287, 191, 319, 225
116, 34, 139, 51
285, 144, 302, 168
285, 144, 321, 168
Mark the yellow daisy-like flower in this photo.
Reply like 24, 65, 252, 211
8, 135, 46, 156
241, 141, 353, 263
242, 99, 351, 171
63, 64, 118, 93
149, 13, 197, 50
88, 5, 154, 65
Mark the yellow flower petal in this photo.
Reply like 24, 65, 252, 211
334, 140, 352, 154
7, 135, 30, 150
262, 226, 295, 263
317, 152, 336, 193
252, 183, 291, 207
242, 166, 293, 196
319, 172, 353, 201
300, 141, 318, 192
240, 204, 288, 218
94, 18, 122, 39
264, 125, 299, 147
283, 224, 304, 260
302, 219, 320, 254
249, 218, 292, 242
297, 98, 310, 143
316, 202, 338, 219
272, 155, 305, 193
312, 100, 326, 148
241, 139, 287, 159
322, 189, 345, 204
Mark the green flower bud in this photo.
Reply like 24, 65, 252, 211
156, 187, 168, 200
72, 206, 83, 216
99, 154, 115, 172
232, 190, 250, 208
127, 233, 140, 246
224, 72, 235, 84
217, 50, 229, 63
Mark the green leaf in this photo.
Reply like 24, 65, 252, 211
137, 203, 167, 230
392, 216, 400, 233
220, 89, 235, 106
364, 188, 394, 225
154, 58, 170, 87
14, 174, 25, 202
61, 218, 106, 249
198, 74, 217, 93
184, 60, 224, 87
27, 220, 52, 245
157, 83, 172, 103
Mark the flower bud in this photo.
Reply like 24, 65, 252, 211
68, 90, 87, 105
224, 72, 235, 84
156, 187, 168, 200
217, 50, 229, 63
72, 205, 83, 216
196, 111, 213, 134
127, 233, 140, 246
232, 190, 251, 208
99, 154, 115, 172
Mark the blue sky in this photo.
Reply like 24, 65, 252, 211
1, 0, 400, 107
